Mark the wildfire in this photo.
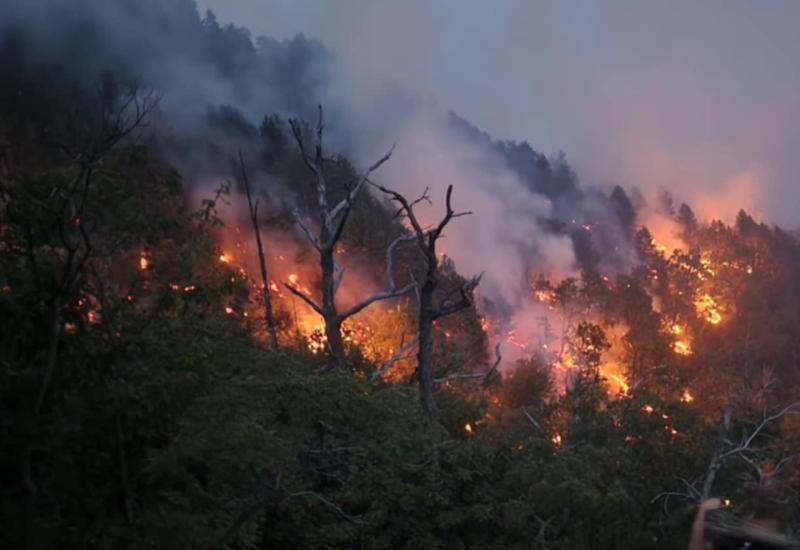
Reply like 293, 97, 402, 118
533, 288, 556, 303
464, 423, 474, 435
138, 251, 151, 271
219, 252, 231, 264
553, 354, 578, 372
607, 373, 630, 394
551, 433, 563, 447
673, 340, 693, 356
680, 389, 695, 403
695, 293, 722, 324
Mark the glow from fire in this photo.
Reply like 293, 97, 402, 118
695, 293, 722, 325
138, 252, 151, 271
673, 340, 693, 356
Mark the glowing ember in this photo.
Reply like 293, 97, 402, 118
464, 423, 474, 435
64, 322, 77, 334
680, 389, 694, 403
224, 306, 234, 315
219, 253, 231, 264
183, 284, 196, 293
551, 434, 563, 447
642, 404, 654, 414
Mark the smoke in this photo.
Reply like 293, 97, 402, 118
197, 0, 800, 229
7, 0, 797, 364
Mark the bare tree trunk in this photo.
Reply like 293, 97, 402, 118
286, 107, 406, 369
35, 295, 62, 415
115, 412, 134, 524
418, 302, 439, 422
239, 153, 279, 351
701, 405, 734, 500
320, 238, 346, 365
370, 183, 479, 423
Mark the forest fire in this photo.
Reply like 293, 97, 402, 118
695, 293, 723, 325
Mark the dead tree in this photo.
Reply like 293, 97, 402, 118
286, 107, 413, 367
371, 182, 480, 423
700, 401, 800, 501
238, 152, 279, 351
652, 400, 800, 512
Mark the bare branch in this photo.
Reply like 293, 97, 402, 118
328, 144, 395, 224
719, 402, 800, 461
338, 232, 417, 320
283, 282, 323, 316
339, 282, 415, 321
239, 151, 279, 350
292, 208, 322, 252
434, 343, 501, 384
284, 490, 369, 525
433, 274, 483, 320
372, 335, 419, 381
522, 406, 544, 434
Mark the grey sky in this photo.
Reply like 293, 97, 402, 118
197, 0, 800, 226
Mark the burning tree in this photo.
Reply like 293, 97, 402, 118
285, 107, 414, 367
370, 183, 485, 423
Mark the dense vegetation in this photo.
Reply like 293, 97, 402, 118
2, 2, 800, 549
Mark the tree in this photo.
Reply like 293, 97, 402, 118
238, 152, 279, 350
371, 182, 481, 422
285, 107, 414, 367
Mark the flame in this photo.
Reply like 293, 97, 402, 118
219, 252, 231, 264
551, 433, 563, 447
534, 288, 556, 303
607, 373, 630, 394
138, 252, 151, 271
695, 293, 722, 324
673, 340, 693, 355
680, 389, 694, 403
642, 404, 654, 414
464, 423, 474, 435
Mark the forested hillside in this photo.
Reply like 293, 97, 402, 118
2, 1, 800, 549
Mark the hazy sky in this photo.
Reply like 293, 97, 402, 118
197, 0, 800, 226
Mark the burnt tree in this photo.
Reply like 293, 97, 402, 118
238, 152, 279, 351
286, 107, 413, 367
371, 182, 480, 423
